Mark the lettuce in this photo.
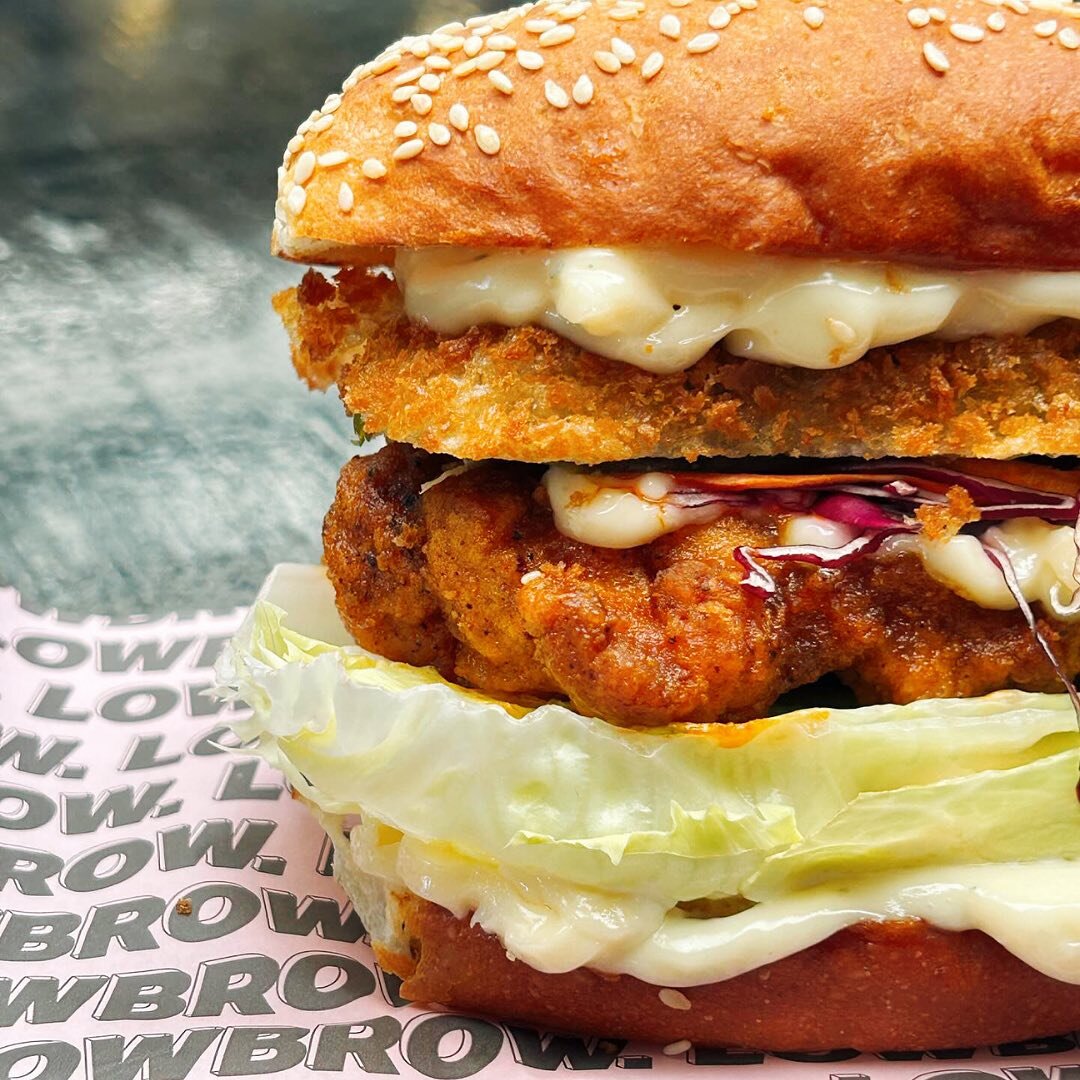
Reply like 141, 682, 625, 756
217, 564, 1080, 907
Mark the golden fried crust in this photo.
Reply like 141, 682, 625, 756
322, 444, 457, 670
323, 444, 1080, 726
382, 895, 1080, 1053
276, 272, 1080, 464
274, 0, 1080, 269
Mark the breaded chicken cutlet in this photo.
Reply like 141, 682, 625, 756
277, 269, 1080, 465
324, 442, 1080, 727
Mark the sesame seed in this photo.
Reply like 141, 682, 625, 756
1061, 26, 1080, 47
293, 151, 316, 184
476, 49, 507, 69
449, 102, 471, 130
370, 52, 403, 75
517, 49, 545, 69
411, 93, 434, 115
670, 0, 692, 5
489, 68, 514, 92
594, 49, 622, 72
393, 138, 425, 161
928, 7, 947, 21
688, 30, 722, 50
317, 150, 349, 167
740, 0, 758, 8
466, 14, 492, 28
310, 114, 334, 133
708, 5, 732, 28
393, 65, 426, 86
572, 73, 595, 103
418, 72, 442, 91
408, 39, 432, 58
539, 24, 576, 45
362, 157, 387, 179
726, 1, 741, 13
428, 122, 452, 145
474, 24, 494, 37
663, 1040, 693, 1057
642, 49, 665, 78
463, 35, 483, 56
950, 21, 985, 39
453, 58, 479, 77
337, 182, 354, 211
431, 33, 465, 52
488, 33, 518, 49
287, 134, 305, 154
286, 185, 307, 214
1003, 0, 1027, 13
1034, 18, 1057, 34
659, 988, 693, 1011
395, 120, 419, 138
609, 7, 641, 18
986, 11, 1007, 29
525, 18, 557, 32
803, 6, 825, 28
922, 40, 951, 70
545, 78, 571, 107
474, 124, 501, 154
559, 0, 590, 17
521, 569, 544, 584
907, 7, 931, 26
426, 55, 453, 70
321, 94, 342, 113
392, 84, 419, 102
826, 317, 858, 345
659, 14, 682, 38
611, 36, 637, 63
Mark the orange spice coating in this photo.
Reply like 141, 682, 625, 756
323, 443, 1080, 726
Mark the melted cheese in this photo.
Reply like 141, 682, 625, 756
545, 468, 1080, 616
394, 246, 1080, 373
350, 822, 1080, 987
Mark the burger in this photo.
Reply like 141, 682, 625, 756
217, 0, 1080, 1052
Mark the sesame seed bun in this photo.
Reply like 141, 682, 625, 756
339, 856, 1080, 1053
275, 0, 1080, 269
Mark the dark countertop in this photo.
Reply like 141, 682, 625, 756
1, 0, 487, 618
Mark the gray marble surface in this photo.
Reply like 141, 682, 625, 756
1, 0, 485, 617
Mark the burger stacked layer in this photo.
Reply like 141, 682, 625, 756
217, 0, 1080, 1052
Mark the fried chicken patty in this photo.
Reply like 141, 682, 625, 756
323, 443, 1080, 727
277, 269, 1080, 464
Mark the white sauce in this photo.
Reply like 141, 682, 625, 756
351, 822, 1080, 987
544, 468, 1080, 616
395, 246, 1080, 373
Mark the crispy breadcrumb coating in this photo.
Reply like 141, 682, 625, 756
276, 270, 1080, 464
323, 444, 1080, 727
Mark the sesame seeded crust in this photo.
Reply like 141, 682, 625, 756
274, 0, 1080, 269
370, 890, 1080, 1052
274, 271, 1080, 463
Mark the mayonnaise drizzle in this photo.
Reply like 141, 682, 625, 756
349, 821, 1080, 987
395, 246, 1080, 373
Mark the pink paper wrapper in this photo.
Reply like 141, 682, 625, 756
2, 584, 1079, 1079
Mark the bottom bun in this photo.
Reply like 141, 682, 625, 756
375, 895, 1080, 1053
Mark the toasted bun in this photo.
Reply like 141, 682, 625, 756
274, 0, 1080, 269
336, 857, 1080, 1053
275, 271, 1080, 462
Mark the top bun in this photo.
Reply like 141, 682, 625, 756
274, 0, 1080, 269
